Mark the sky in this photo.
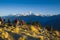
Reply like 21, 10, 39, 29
0, 0, 60, 16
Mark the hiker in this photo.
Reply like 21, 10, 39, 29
14, 18, 19, 27
0, 17, 2, 25
7, 18, 11, 26
0, 17, 3, 28
19, 20, 25, 26
2, 19, 5, 25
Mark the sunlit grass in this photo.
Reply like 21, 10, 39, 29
0, 24, 60, 40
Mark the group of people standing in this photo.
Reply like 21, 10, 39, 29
0, 17, 25, 27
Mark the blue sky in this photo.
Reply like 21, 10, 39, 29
0, 0, 60, 16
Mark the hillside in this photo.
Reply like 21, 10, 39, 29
2, 14, 60, 31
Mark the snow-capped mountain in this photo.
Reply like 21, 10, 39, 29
6, 11, 57, 17
11, 12, 41, 16
10, 12, 56, 17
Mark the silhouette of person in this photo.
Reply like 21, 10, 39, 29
0, 17, 3, 27
8, 18, 11, 26
14, 18, 19, 27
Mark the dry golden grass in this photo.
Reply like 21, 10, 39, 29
0, 25, 60, 40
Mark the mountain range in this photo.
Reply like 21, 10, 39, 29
1, 13, 60, 31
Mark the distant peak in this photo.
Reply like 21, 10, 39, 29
7, 12, 59, 17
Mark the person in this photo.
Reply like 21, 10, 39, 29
0, 17, 3, 28
14, 18, 19, 27
2, 19, 5, 25
0, 17, 2, 25
8, 18, 11, 26
14, 18, 18, 24
20, 20, 25, 25
0, 17, 2, 21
